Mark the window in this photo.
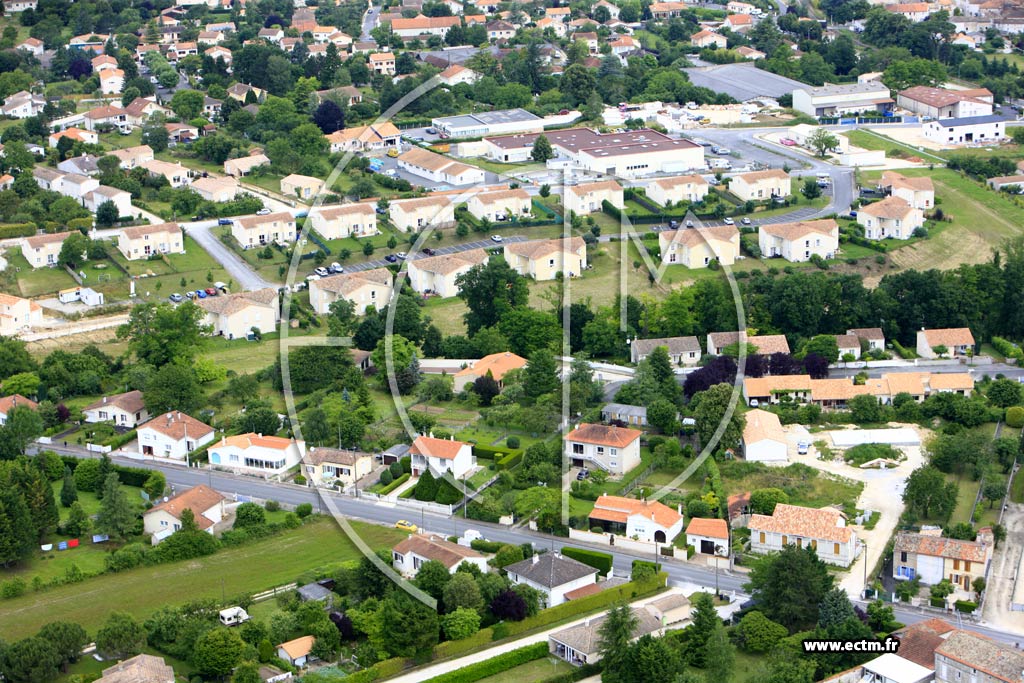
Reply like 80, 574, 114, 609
964, 560, 971, 572
610, 448, 617, 456
900, 551, 907, 562
782, 535, 788, 546
759, 532, 765, 544
392, 551, 401, 563
811, 539, 817, 550
953, 559, 960, 571
596, 446, 604, 455
572, 443, 584, 455
833, 543, 840, 555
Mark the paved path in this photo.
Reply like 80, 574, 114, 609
183, 221, 276, 291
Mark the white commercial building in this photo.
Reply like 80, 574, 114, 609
791, 82, 894, 118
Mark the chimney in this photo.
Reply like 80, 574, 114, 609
102, 396, 107, 404
257, 433, 262, 438
678, 504, 683, 515
532, 553, 539, 565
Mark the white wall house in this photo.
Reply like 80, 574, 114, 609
409, 434, 474, 479
749, 503, 860, 567
207, 433, 305, 478
391, 533, 489, 576
742, 408, 787, 463
505, 553, 599, 607
589, 495, 684, 543
685, 517, 730, 557
83, 390, 149, 428
758, 219, 839, 262
564, 423, 642, 475
142, 484, 225, 544
137, 411, 215, 460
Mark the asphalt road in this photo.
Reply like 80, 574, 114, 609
342, 236, 526, 274
183, 220, 277, 291
360, 2, 379, 41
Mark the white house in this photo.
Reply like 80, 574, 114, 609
685, 517, 730, 557
742, 408, 787, 462
646, 174, 709, 207
142, 484, 225, 544
83, 390, 149, 428
207, 433, 305, 478
396, 147, 485, 186
758, 218, 839, 262
0, 394, 37, 425
406, 248, 488, 298
391, 533, 489, 576
564, 180, 624, 215
629, 336, 701, 366
564, 423, 642, 475
857, 196, 923, 240
880, 171, 934, 210
303, 447, 375, 486
589, 495, 684, 544
310, 204, 379, 239
409, 434, 474, 479
748, 503, 860, 567
505, 553, 599, 607
309, 268, 393, 315
197, 288, 280, 339
277, 637, 315, 668
137, 411, 215, 460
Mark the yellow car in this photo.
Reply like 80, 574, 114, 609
394, 520, 418, 532
387, 148, 400, 158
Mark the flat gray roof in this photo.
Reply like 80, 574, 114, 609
435, 108, 541, 129
683, 63, 806, 101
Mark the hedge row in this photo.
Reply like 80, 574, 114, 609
472, 444, 516, 460
343, 657, 407, 683
378, 473, 410, 495
538, 663, 602, 683
106, 429, 138, 451
955, 600, 977, 613
0, 223, 38, 239
844, 234, 888, 253
433, 626, 496, 660
470, 539, 504, 553
495, 450, 523, 470
992, 337, 1024, 362
60, 455, 154, 488
561, 547, 613, 577
631, 559, 661, 575
492, 572, 667, 640
423, 643, 549, 683
704, 458, 727, 518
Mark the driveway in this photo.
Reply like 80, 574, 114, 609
781, 423, 929, 597
982, 493, 1024, 632
335, 236, 526, 276
183, 221, 276, 291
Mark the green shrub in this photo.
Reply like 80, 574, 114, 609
470, 539, 503, 553
423, 643, 548, 683
377, 473, 410, 495
343, 657, 407, 683
992, 337, 1024, 362
380, 469, 394, 486
265, 500, 281, 512
505, 436, 520, 449
560, 547, 613, 576
295, 503, 313, 518
0, 223, 37, 239
495, 451, 523, 470
433, 627, 494, 660
954, 600, 977, 613
1007, 406, 1024, 429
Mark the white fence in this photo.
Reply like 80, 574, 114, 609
568, 528, 676, 557
86, 443, 112, 454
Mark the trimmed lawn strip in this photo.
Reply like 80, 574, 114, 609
0, 518, 404, 639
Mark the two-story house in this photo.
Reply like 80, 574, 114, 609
935, 631, 1024, 683
466, 188, 532, 222
659, 226, 739, 268
758, 218, 839, 262
409, 434, 474, 479
646, 174, 709, 207
748, 503, 860, 567
83, 390, 149, 428
857, 196, 923, 240
197, 288, 280, 339
142, 485, 225, 544
564, 423, 642, 475
304, 447, 374, 487
564, 180, 624, 215
117, 223, 184, 260
893, 528, 994, 595
0, 293, 42, 336
729, 169, 791, 201
137, 411, 215, 459
309, 268, 394, 315
310, 204, 379, 239
503, 237, 587, 281
406, 249, 488, 297
388, 196, 456, 232
847, 327, 886, 353
880, 171, 935, 210
21, 231, 71, 268
232, 212, 297, 248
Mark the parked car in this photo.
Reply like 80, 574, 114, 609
314, 266, 330, 277
490, 234, 503, 243
425, 127, 437, 134
376, 206, 387, 214
576, 469, 590, 480
384, 254, 399, 263
329, 262, 344, 273
204, 287, 218, 296
256, 208, 271, 215
422, 247, 435, 256
218, 218, 232, 226
395, 520, 418, 532
797, 441, 810, 455
396, 252, 407, 260
195, 290, 208, 299
741, 217, 752, 226
686, 220, 694, 228
169, 293, 183, 303
723, 217, 734, 225
387, 148, 400, 158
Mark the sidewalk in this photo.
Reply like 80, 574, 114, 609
384, 586, 686, 683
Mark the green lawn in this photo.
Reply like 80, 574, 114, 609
0, 518, 405, 639
720, 461, 864, 511
950, 475, 982, 525
474, 655, 573, 683
1, 249, 79, 298
859, 168, 1024, 273
59, 646, 195, 682
842, 129, 948, 163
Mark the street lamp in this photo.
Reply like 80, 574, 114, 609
714, 544, 724, 598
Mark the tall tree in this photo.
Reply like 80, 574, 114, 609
746, 545, 834, 632
704, 621, 735, 683
37, 621, 88, 671
455, 261, 529, 335
531, 134, 553, 162
597, 602, 638, 683
59, 466, 77, 507
193, 628, 246, 679
96, 473, 135, 540
95, 612, 147, 659
143, 364, 204, 415
116, 301, 208, 367
0, 486, 34, 567
522, 348, 560, 399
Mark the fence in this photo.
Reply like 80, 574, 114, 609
568, 528, 676, 557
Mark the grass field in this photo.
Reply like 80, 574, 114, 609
842, 130, 948, 163
720, 462, 863, 510
860, 168, 1024, 273
950, 475, 982, 525
0, 518, 404, 639
474, 656, 573, 683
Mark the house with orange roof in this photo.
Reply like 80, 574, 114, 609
142, 484, 226, 543
758, 218, 839, 262
325, 122, 401, 153
916, 328, 974, 359
650, 1, 688, 18
857, 196, 923, 240
20, 231, 71, 268
749, 503, 861, 566
392, 533, 488, 576
15, 37, 44, 57
310, 203, 379, 240
277, 636, 315, 668
99, 68, 125, 95
564, 180, 624, 215
48, 127, 98, 148
589, 494, 684, 543
389, 195, 456, 233
438, 64, 481, 86
729, 168, 791, 202
83, 390, 149, 428
117, 223, 184, 260
742, 408, 787, 462
0, 293, 41, 337
0, 394, 38, 425
390, 15, 461, 37
197, 288, 280, 339
879, 171, 934, 210
503, 236, 587, 281
452, 351, 527, 392
659, 226, 740, 268
691, 29, 727, 48
369, 52, 396, 75
397, 147, 485, 187
406, 247, 486, 297
309, 268, 393, 315
646, 174, 709, 207
565, 423, 642, 475
137, 411, 215, 459
724, 13, 755, 30
885, 2, 931, 21
706, 331, 791, 356
466, 188, 532, 222
232, 212, 297, 249
208, 433, 305, 477
685, 517, 730, 556
894, 528, 994, 594
409, 434, 474, 478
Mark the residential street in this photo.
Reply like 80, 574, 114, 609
182, 221, 276, 291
